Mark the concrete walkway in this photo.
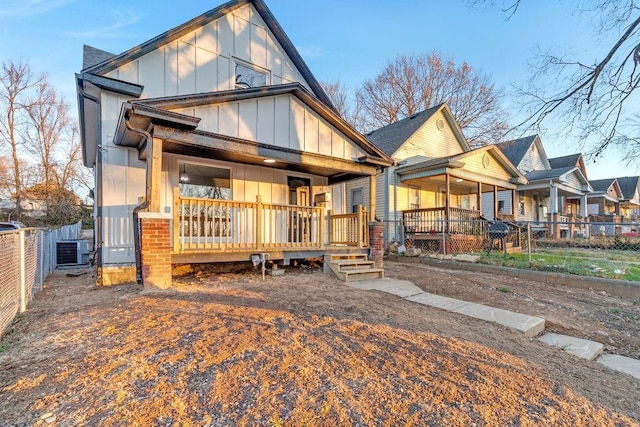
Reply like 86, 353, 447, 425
346, 277, 640, 380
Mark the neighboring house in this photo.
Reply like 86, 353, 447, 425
587, 178, 623, 216
0, 191, 47, 218
497, 135, 592, 237
616, 176, 640, 221
76, 0, 392, 287
362, 103, 525, 252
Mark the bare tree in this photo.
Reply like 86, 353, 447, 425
24, 78, 70, 205
473, 0, 640, 162
321, 79, 366, 132
0, 61, 40, 215
354, 52, 509, 146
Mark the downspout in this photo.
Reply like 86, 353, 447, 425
77, 84, 103, 270
125, 117, 152, 285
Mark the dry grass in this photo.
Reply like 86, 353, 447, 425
0, 267, 638, 426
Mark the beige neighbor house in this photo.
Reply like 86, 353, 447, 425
76, 0, 392, 287
357, 103, 526, 254
497, 135, 593, 238
617, 176, 640, 228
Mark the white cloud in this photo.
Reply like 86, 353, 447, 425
297, 45, 328, 59
0, 0, 74, 16
65, 8, 139, 39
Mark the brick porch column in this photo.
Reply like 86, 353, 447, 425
369, 221, 384, 269
138, 212, 172, 289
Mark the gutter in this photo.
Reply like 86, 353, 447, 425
76, 83, 103, 270
124, 116, 153, 285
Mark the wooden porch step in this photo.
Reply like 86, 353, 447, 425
332, 259, 376, 270
328, 253, 368, 263
342, 268, 385, 282
506, 246, 522, 254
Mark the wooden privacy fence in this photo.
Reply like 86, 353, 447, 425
174, 191, 324, 253
328, 205, 369, 248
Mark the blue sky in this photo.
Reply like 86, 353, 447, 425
0, 0, 636, 179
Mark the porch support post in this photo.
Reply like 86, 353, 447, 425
256, 195, 263, 250
493, 185, 498, 219
369, 221, 384, 269
550, 185, 558, 214
173, 187, 180, 253
511, 189, 517, 216
477, 182, 482, 215
445, 174, 451, 233
580, 193, 588, 217
369, 174, 376, 222
139, 212, 172, 289
148, 137, 163, 213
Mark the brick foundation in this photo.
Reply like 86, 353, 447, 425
369, 221, 385, 269
139, 214, 172, 289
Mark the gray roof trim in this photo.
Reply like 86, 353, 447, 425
396, 158, 465, 175
80, 0, 334, 109
132, 83, 393, 165
616, 176, 640, 201
589, 178, 619, 193
82, 45, 116, 70
77, 73, 144, 98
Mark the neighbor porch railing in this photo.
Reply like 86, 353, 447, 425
402, 207, 481, 235
173, 190, 323, 253
328, 205, 369, 247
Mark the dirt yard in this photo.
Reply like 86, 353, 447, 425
0, 261, 639, 426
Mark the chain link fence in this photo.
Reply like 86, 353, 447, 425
1, 221, 83, 338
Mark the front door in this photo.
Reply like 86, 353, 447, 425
288, 176, 311, 243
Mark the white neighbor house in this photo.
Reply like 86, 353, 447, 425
76, 0, 392, 286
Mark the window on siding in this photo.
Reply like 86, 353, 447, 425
498, 200, 505, 213
235, 62, 267, 88
178, 163, 231, 200
409, 187, 420, 210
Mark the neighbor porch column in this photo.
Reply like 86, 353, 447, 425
580, 194, 588, 217
445, 174, 451, 232
511, 189, 517, 216
369, 174, 377, 221
550, 185, 558, 214
477, 182, 482, 216
493, 185, 498, 219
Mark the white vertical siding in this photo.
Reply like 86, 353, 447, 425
105, 4, 312, 98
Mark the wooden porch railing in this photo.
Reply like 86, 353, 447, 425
402, 207, 481, 235
173, 190, 323, 253
328, 205, 369, 247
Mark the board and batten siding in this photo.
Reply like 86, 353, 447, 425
171, 95, 365, 159
393, 111, 466, 162
105, 4, 310, 99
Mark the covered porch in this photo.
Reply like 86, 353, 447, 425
114, 85, 393, 287
395, 146, 525, 253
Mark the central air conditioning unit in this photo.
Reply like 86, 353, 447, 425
56, 239, 90, 266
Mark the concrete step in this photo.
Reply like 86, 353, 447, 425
538, 333, 604, 360
506, 246, 522, 254
346, 278, 423, 298
342, 268, 384, 282
597, 354, 640, 379
405, 292, 545, 337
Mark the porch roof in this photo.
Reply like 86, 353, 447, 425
395, 145, 526, 189
113, 88, 392, 183
520, 166, 593, 194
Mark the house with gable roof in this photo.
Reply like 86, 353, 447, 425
76, 0, 393, 287
361, 103, 526, 252
617, 176, 640, 224
497, 135, 592, 237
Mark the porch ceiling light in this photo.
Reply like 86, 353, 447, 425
263, 158, 276, 164
179, 164, 190, 183
455, 178, 463, 182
